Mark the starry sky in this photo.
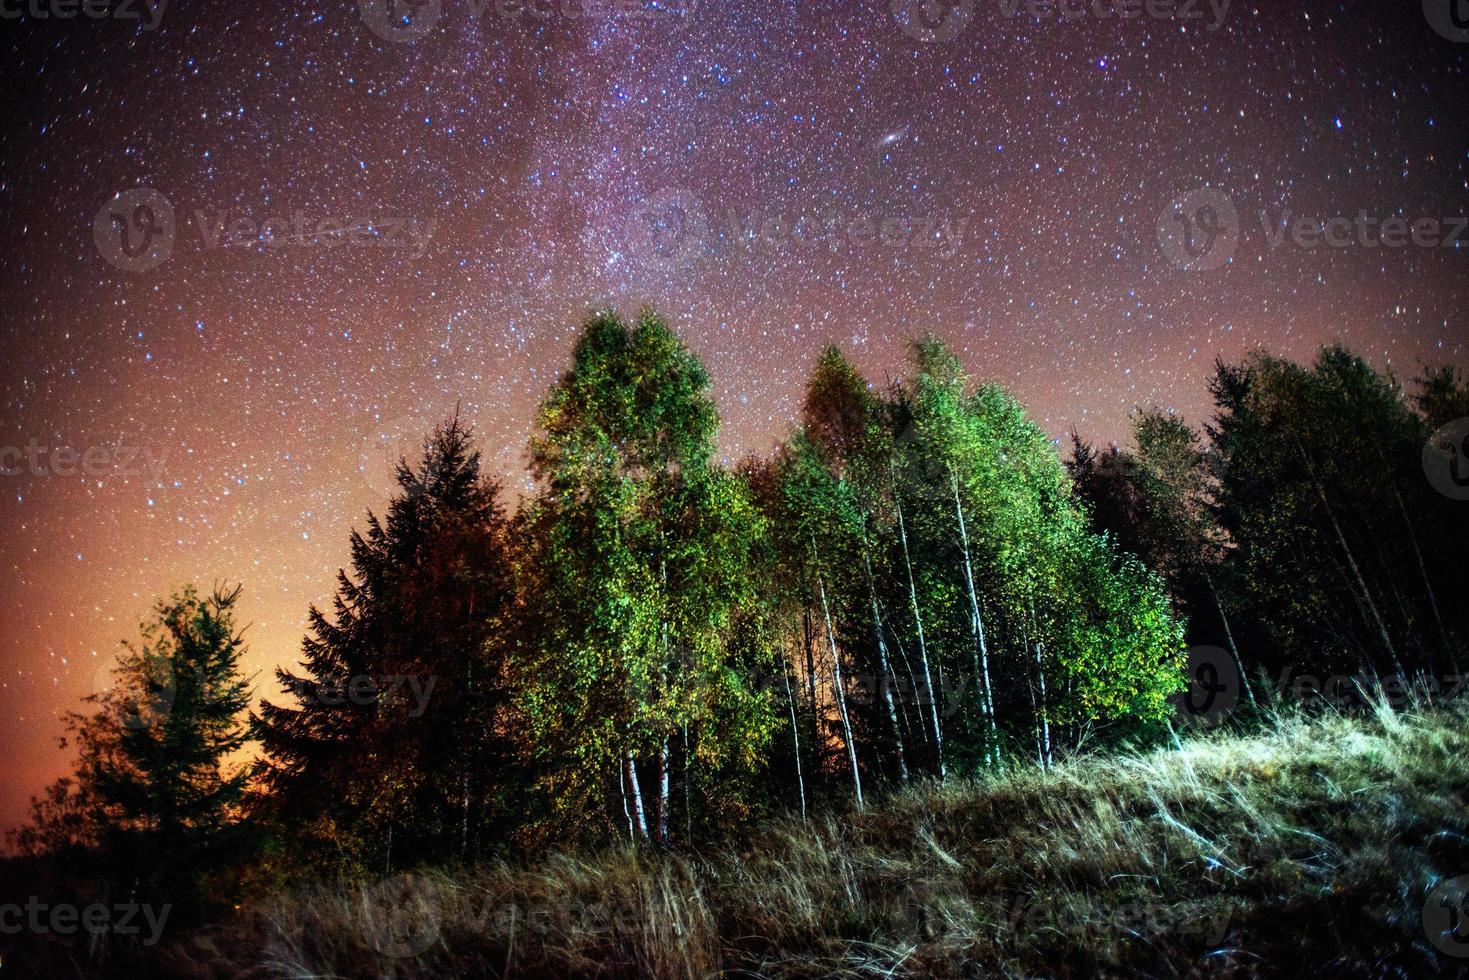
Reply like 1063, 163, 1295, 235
0, 0, 1466, 835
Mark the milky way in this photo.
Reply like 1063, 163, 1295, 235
0, 0, 1465, 832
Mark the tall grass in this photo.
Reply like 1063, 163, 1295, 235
149, 695, 1469, 976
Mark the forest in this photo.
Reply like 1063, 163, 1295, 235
5, 309, 1469, 977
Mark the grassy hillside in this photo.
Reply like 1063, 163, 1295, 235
39, 697, 1469, 978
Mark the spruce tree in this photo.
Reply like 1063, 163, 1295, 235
25, 586, 254, 901
254, 415, 515, 868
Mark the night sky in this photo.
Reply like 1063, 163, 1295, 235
0, 0, 1465, 834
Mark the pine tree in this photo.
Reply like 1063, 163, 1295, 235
254, 415, 516, 868
24, 586, 254, 900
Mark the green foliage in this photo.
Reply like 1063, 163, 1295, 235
768, 335, 1186, 791
24, 312, 1463, 892
1073, 344, 1468, 701
516, 310, 777, 844
891, 337, 1185, 764
13, 586, 254, 901
1206, 346, 1463, 676
253, 415, 517, 870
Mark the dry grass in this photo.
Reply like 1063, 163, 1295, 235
162, 695, 1469, 978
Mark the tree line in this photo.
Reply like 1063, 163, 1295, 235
11, 310, 1467, 905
